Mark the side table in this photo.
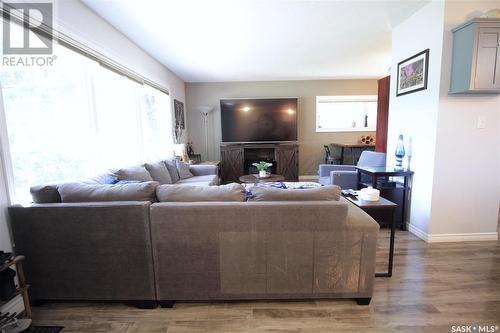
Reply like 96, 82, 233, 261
344, 195, 398, 277
356, 166, 413, 230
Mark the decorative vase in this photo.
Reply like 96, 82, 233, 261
395, 135, 405, 167
259, 170, 267, 178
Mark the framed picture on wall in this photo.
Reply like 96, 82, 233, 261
174, 99, 185, 129
396, 49, 429, 96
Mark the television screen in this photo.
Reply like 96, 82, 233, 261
220, 98, 298, 142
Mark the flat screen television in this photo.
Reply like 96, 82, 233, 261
220, 98, 298, 142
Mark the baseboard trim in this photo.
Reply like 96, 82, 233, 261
427, 232, 498, 243
408, 224, 498, 243
407, 223, 428, 242
299, 175, 318, 181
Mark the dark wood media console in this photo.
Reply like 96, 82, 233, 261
220, 143, 299, 184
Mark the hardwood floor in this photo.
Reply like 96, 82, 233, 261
31, 230, 500, 332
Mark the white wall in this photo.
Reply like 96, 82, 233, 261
388, 0, 500, 241
387, 0, 445, 235
430, 1, 500, 236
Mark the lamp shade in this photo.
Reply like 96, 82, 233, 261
197, 106, 214, 115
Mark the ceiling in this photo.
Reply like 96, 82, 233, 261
81, 0, 429, 82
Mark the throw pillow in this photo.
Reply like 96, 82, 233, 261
58, 181, 159, 202
88, 173, 118, 184
248, 185, 341, 201
176, 160, 193, 179
164, 158, 180, 183
114, 165, 153, 182
30, 184, 62, 203
156, 183, 245, 202
144, 161, 172, 184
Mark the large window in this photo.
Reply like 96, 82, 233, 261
0, 43, 173, 203
316, 95, 377, 132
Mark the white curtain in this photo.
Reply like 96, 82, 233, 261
0, 43, 173, 203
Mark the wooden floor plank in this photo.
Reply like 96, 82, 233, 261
30, 230, 500, 332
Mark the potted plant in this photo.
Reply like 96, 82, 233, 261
252, 161, 273, 178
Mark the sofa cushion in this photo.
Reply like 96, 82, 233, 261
115, 180, 143, 185
174, 181, 210, 187
156, 183, 245, 202
248, 185, 341, 201
30, 184, 62, 203
175, 175, 218, 186
176, 160, 193, 179
164, 158, 180, 183
114, 165, 153, 182
189, 164, 218, 176
144, 161, 172, 184
58, 181, 159, 202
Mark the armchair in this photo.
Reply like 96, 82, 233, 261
318, 151, 386, 189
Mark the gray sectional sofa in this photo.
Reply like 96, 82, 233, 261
151, 199, 377, 306
8, 161, 379, 308
9, 201, 157, 307
29, 159, 219, 204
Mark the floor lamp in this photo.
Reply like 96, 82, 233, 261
198, 106, 214, 160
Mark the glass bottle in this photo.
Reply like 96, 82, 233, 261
395, 135, 405, 167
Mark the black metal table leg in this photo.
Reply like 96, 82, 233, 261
400, 175, 408, 231
375, 210, 396, 278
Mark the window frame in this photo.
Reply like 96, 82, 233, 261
0, 41, 174, 204
0, 87, 16, 204
315, 95, 378, 133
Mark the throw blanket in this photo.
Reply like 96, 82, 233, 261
244, 181, 322, 199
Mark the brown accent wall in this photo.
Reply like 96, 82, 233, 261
375, 76, 390, 153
